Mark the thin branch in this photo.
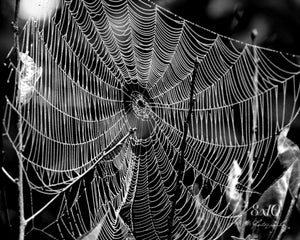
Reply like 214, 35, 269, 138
168, 59, 199, 240
240, 29, 258, 239
0, 162, 14, 232
0, 79, 13, 231
1, 167, 17, 184
11, 0, 26, 239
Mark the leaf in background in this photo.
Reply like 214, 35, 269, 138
193, 181, 200, 196
255, 166, 291, 223
19, 52, 42, 104
277, 127, 299, 169
250, 168, 292, 239
277, 127, 300, 212
289, 160, 300, 212
226, 160, 243, 215
250, 128, 300, 239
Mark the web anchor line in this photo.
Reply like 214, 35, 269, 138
168, 58, 199, 240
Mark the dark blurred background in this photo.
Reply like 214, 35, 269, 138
1, 0, 300, 239
154, 0, 300, 55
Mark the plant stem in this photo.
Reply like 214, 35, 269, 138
240, 31, 258, 238
276, 184, 300, 240
1, 167, 18, 184
168, 59, 199, 240
12, 0, 25, 239
0, 76, 12, 232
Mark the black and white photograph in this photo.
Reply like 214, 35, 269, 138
1, 0, 300, 239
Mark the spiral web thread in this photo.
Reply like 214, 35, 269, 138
3, 0, 300, 239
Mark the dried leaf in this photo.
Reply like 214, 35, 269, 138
250, 129, 300, 238
19, 52, 42, 104
193, 181, 200, 196
289, 160, 300, 212
226, 160, 243, 214
277, 128, 300, 212
277, 127, 299, 169
255, 166, 291, 222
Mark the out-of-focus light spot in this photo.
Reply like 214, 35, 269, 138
206, 0, 237, 19
19, 0, 60, 20
233, 16, 269, 46
294, 0, 300, 6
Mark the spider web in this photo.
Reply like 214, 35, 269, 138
3, 0, 300, 239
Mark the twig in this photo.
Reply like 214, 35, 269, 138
11, 0, 26, 239
0, 159, 14, 232
1, 66, 13, 231
167, 59, 199, 240
1, 167, 18, 184
276, 184, 300, 240
240, 29, 258, 239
